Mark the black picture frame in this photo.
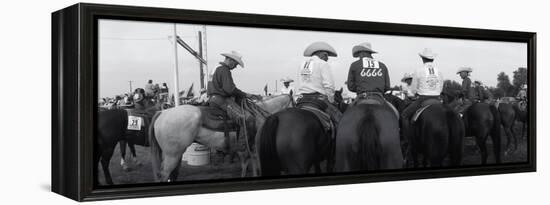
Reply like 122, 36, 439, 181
52, 3, 536, 201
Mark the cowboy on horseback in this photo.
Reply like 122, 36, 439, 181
280, 77, 295, 96
297, 41, 343, 125
346, 42, 398, 114
400, 48, 444, 136
473, 80, 489, 103
456, 66, 474, 114
207, 51, 262, 152
401, 73, 415, 101
516, 84, 527, 110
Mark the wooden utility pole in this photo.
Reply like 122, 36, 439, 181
198, 31, 205, 89
128, 81, 133, 93
172, 24, 181, 107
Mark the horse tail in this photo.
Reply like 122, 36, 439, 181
149, 111, 162, 181
258, 115, 281, 176
446, 108, 464, 166
357, 107, 381, 170
489, 104, 502, 162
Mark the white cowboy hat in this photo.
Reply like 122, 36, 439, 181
352, 42, 377, 57
401, 73, 413, 82
281, 77, 294, 83
303, 41, 337, 57
456, 66, 473, 74
419, 48, 437, 60
221, 51, 244, 67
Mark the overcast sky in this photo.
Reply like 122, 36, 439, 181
99, 19, 527, 98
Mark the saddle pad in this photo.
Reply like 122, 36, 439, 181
412, 105, 432, 122
412, 99, 442, 122
300, 105, 333, 133
199, 106, 239, 132
296, 96, 327, 111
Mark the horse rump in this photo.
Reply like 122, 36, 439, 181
258, 114, 281, 176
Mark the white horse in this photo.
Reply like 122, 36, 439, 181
149, 95, 293, 182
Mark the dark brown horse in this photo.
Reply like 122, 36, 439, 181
389, 95, 464, 168
335, 102, 403, 171
498, 102, 527, 154
96, 91, 161, 185
258, 108, 334, 175
464, 102, 502, 164
257, 95, 346, 176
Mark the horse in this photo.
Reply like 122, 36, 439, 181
463, 102, 502, 164
335, 99, 403, 172
498, 101, 528, 154
385, 93, 464, 168
256, 93, 349, 176
95, 91, 163, 185
148, 95, 293, 182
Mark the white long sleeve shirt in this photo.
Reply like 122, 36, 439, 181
410, 62, 444, 96
298, 55, 336, 102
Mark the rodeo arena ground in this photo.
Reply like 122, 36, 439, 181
96, 21, 529, 186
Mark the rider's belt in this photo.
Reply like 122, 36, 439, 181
298, 92, 327, 100
357, 91, 384, 99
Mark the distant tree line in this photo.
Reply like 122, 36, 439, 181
440, 67, 527, 100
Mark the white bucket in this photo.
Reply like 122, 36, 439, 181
182, 143, 210, 166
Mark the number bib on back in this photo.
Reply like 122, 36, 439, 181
300, 60, 314, 82
362, 58, 380, 69
360, 59, 383, 77
127, 116, 143, 131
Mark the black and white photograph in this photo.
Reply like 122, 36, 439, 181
96, 19, 530, 186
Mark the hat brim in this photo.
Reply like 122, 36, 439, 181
401, 77, 412, 82
304, 50, 338, 57
419, 53, 436, 60
221, 53, 244, 67
352, 46, 377, 57
303, 42, 338, 57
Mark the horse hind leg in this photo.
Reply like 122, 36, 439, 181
169, 159, 182, 182
129, 143, 142, 166
100, 145, 116, 185
119, 141, 129, 171
161, 154, 183, 182
475, 136, 489, 165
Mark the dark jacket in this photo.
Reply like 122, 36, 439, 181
207, 64, 246, 98
347, 58, 390, 93
461, 77, 475, 100
473, 86, 486, 101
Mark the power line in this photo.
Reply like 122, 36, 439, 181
100, 37, 170, 41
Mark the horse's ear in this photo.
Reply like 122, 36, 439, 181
339, 87, 343, 92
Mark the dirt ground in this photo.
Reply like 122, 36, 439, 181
97, 123, 528, 185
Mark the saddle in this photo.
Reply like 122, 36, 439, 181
412, 98, 442, 122
199, 106, 239, 132
355, 92, 385, 105
355, 93, 400, 119
296, 95, 333, 135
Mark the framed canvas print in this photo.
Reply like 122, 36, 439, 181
52, 3, 536, 201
